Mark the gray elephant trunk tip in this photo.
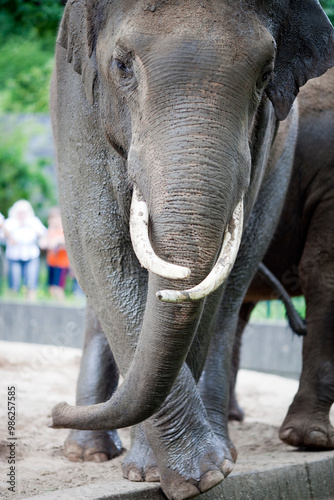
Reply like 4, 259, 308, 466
50, 401, 114, 431
49, 402, 71, 429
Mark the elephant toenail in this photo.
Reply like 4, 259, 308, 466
86, 452, 109, 462
279, 427, 294, 442
222, 459, 234, 477
66, 453, 83, 463
145, 467, 160, 482
127, 469, 144, 482
199, 470, 224, 492
307, 431, 327, 447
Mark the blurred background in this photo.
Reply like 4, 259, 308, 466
0, 0, 79, 302
0, 0, 333, 314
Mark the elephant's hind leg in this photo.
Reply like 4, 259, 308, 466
280, 202, 334, 449
228, 302, 256, 421
65, 306, 122, 462
279, 357, 334, 449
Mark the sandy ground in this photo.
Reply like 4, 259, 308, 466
0, 340, 333, 500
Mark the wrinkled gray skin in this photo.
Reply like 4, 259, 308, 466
229, 67, 334, 450
50, 1, 334, 498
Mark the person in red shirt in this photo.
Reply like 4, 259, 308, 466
40, 207, 70, 300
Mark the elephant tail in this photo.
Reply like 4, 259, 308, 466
257, 262, 307, 336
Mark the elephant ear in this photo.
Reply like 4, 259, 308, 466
265, 0, 334, 121
57, 0, 105, 105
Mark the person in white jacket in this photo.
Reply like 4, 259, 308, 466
3, 200, 46, 300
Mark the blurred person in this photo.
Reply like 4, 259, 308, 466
39, 207, 70, 301
3, 200, 46, 300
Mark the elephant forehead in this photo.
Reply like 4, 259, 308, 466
99, 2, 274, 74
117, 0, 236, 35
102, 0, 266, 47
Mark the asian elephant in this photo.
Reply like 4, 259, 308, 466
50, 1, 334, 499
228, 66, 334, 449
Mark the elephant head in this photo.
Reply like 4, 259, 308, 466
51, 0, 334, 430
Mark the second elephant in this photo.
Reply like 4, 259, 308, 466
230, 66, 334, 450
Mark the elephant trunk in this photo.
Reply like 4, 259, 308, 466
51, 192, 245, 431
51, 276, 204, 430
51, 113, 249, 431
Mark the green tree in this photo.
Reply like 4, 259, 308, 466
0, 119, 57, 222
0, 0, 66, 113
321, 0, 334, 23
0, 0, 66, 40
0, 37, 55, 113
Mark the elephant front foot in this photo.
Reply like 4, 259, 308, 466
145, 420, 233, 500
122, 425, 160, 482
64, 429, 122, 462
142, 370, 234, 500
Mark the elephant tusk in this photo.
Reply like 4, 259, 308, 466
157, 198, 244, 302
130, 186, 191, 280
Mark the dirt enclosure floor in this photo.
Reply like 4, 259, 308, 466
0, 340, 333, 500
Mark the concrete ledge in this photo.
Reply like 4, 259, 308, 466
0, 299, 85, 348
239, 319, 302, 379
25, 453, 334, 500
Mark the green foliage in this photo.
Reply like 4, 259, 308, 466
251, 297, 306, 322
321, 0, 334, 24
0, 36, 55, 113
0, 0, 65, 113
0, 0, 65, 40
0, 118, 57, 223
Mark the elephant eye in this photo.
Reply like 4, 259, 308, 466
262, 70, 273, 84
257, 66, 274, 90
112, 58, 134, 78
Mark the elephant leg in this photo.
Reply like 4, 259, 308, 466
65, 305, 122, 462
228, 302, 256, 422
122, 287, 226, 485
122, 425, 159, 482
280, 203, 334, 449
199, 297, 240, 460
199, 118, 297, 451
123, 346, 234, 497
143, 364, 234, 500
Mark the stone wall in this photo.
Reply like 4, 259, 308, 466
0, 300, 302, 378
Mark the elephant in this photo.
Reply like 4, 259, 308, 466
228, 66, 334, 450
227, 261, 307, 422
49, 1, 334, 499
